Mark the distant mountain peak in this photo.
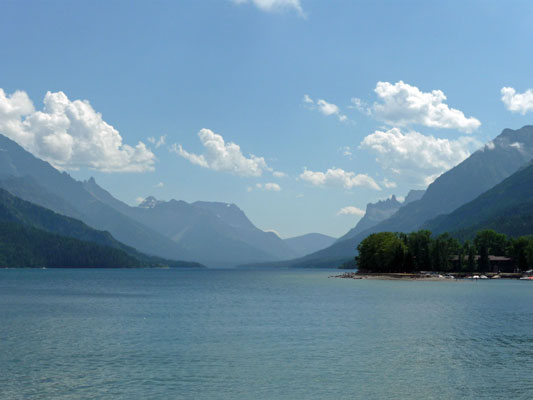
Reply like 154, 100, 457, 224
138, 196, 160, 209
404, 189, 425, 205
369, 195, 401, 210
283, 232, 336, 258
488, 125, 533, 151
192, 200, 255, 231
500, 124, 533, 137
337, 189, 426, 243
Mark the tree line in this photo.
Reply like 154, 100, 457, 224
356, 229, 533, 273
0, 221, 142, 268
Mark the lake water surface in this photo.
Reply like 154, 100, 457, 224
1, 268, 532, 399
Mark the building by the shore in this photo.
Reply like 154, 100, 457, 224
450, 255, 514, 273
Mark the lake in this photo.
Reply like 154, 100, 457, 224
1, 268, 532, 399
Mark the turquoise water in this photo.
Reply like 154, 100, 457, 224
1, 269, 532, 399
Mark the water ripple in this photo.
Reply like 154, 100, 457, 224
0, 269, 532, 399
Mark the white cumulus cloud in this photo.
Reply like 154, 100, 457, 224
232, 0, 304, 16
501, 87, 533, 115
317, 99, 347, 121
303, 95, 347, 122
0, 88, 155, 172
299, 167, 381, 191
172, 128, 269, 177
371, 81, 481, 133
256, 182, 281, 191
360, 127, 479, 187
337, 206, 365, 217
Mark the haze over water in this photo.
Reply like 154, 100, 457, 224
1, 269, 532, 399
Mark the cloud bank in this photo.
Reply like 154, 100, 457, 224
0, 88, 155, 172
172, 128, 269, 177
371, 81, 481, 133
360, 127, 479, 186
300, 167, 381, 191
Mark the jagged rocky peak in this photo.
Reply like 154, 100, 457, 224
362, 190, 425, 219
82, 176, 102, 193
358, 195, 403, 227
339, 195, 404, 241
366, 195, 401, 212
138, 196, 161, 209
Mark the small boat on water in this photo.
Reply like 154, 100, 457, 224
519, 276, 533, 280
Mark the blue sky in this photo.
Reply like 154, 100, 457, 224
2, 0, 533, 238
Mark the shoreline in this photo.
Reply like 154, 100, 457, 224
331, 272, 526, 281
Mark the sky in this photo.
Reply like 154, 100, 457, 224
1, 0, 533, 238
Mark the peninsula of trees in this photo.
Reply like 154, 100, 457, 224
356, 229, 533, 274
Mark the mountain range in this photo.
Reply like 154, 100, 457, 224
425, 161, 533, 239
241, 125, 533, 268
0, 133, 335, 267
0, 134, 198, 262
2, 125, 533, 269
83, 181, 336, 266
0, 188, 202, 268
83, 179, 298, 267
339, 190, 425, 242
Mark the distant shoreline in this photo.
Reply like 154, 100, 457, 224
332, 272, 525, 281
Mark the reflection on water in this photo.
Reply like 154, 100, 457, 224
1, 269, 532, 399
